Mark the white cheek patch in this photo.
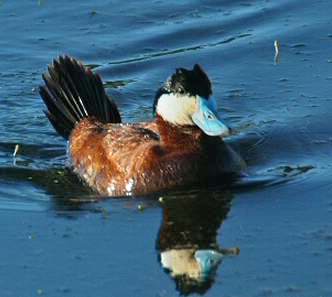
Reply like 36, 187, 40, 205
156, 93, 197, 126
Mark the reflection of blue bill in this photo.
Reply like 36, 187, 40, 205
194, 249, 223, 278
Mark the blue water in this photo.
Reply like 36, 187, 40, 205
0, 0, 332, 296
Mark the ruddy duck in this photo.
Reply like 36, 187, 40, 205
39, 56, 245, 196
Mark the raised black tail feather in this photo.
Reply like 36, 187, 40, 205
39, 56, 121, 139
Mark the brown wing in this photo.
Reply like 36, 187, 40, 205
69, 118, 161, 195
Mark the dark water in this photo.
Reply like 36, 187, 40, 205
1, 0, 332, 296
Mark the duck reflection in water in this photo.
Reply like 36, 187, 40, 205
1, 167, 239, 294
157, 191, 239, 295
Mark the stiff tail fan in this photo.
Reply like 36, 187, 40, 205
39, 56, 121, 139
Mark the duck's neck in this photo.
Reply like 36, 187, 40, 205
155, 115, 206, 147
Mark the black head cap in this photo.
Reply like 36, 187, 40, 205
167, 64, 212, 98
153, 64, 212, 116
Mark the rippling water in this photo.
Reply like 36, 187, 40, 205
0, 0, 332, 296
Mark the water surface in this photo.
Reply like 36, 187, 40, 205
0, 0, 331, 296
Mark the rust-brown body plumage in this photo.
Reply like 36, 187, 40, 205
70, 116, 233, 196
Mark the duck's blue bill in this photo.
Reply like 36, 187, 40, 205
194, 249, 223, 277
192, 97, 230, 137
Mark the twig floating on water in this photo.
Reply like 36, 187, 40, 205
274, 40, 280, 64
13, 144, 19, 157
